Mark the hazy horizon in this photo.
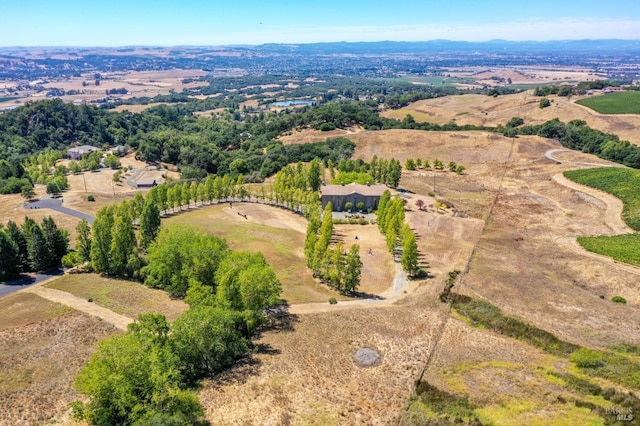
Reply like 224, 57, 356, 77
1, 0, 639, 47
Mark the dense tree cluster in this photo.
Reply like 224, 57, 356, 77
0, 216, 68, 280
376, 190, 422, 277
74, 223, 282, 425
304, 203, 363, 293
533, 80, 623, 97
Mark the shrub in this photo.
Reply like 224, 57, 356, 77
571, 348, 604, 368
539, 98, 551, 109
87, 298, 93, 302
61, 251, 84, 268
612, 295, 627, 304
87, 194, 95, 202
344, 202, 353, 211
356, 201, 365, 211
328, 297, 337, 305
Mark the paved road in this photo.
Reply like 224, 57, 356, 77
25, 195, 95, 224
0, 269, 64, 298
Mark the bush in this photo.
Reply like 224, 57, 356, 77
571, 348, 604, 368
329, 297, 337, 304
612, 295, 627, 304
87, 194, 95, 202
356, 201, 365, 211
539, 98, 551, 109
61, 251, 84, 268
344, 202, 353, 211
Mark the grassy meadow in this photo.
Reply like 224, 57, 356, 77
576, 91, 640, 114
45, 274, 188, 321
163, 204, 342, 304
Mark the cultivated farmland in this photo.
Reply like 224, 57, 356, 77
576, 91, 640, 114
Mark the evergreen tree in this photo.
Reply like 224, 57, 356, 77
6, 220, 29, 271
41, 216, 69, 267
27, 223, 52, 271
0, 229, 20, 280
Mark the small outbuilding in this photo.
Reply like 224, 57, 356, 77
320, 183, 387, 212
136, 178, 158, 188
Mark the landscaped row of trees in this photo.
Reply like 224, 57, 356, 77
327, 156, 402, 188
0, 216, 69, 280
376, 191, 422, 278
72, 224, 283, 425
404, 157, 466, 175
304, 203, 362, 293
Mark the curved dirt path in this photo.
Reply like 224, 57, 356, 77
24, 285, 133, 331
552, 173, 633, 235
288, 263, 408, 315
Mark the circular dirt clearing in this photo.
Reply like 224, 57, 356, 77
354, 348, 382, 367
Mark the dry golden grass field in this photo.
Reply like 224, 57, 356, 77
382, 92, 640, 146
3, 95, 640, 424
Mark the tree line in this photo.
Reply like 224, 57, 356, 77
304, 202, 362, 294
0, 216, 68, 281
376, 190, 422, 278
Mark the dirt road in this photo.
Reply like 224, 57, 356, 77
24, 285, 133, 331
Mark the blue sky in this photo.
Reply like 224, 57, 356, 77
1, 0, 639, 46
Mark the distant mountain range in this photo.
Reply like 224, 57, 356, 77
247, 39, 640, 54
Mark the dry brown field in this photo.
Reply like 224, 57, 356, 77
382, 92, 640, 146
0, 69, 208, 109
3, 97, 640, 424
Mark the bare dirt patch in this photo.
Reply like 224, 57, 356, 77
0, 293, 116, 426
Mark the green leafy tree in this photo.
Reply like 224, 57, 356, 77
405, 158, 416, 170
539, 98, 551, 109
401, 227, 420, 277
109, 203, 136, 276
103, 153, 121, 169
139, 198, 161, 249
308, 158, 322, 191
171, 306, 249, 384
343, 244, 362, 293
90, 205, 115, 273
69, 160, 82, 174
214, 251, 282, 321
21, 185, 36, 201
73, 326, 202, 425
143, 224, 228, 298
